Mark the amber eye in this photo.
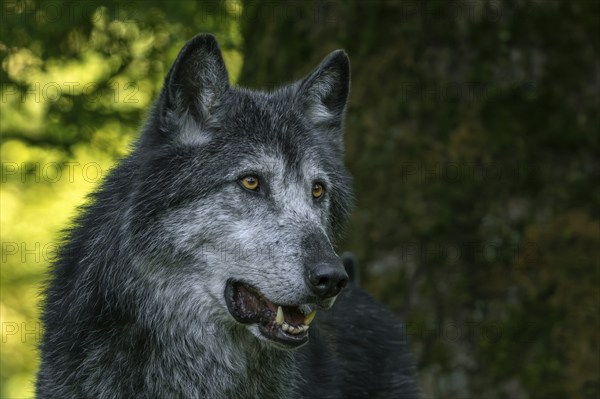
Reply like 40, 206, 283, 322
241, 175, 260, 191
312, 182, 324, 199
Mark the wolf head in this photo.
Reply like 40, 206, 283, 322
127, 34, 353, 349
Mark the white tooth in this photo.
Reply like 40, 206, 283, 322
302, 325, 309, 333
291, 327, 300, 334
276, 306, 284, 325
304, 310, 317, 326
282, 322, 290, 332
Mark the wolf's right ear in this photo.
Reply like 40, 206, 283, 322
162, 34, 229, 125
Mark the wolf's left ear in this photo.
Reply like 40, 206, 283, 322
163, 34, 229, 124
297, 50, 350, 128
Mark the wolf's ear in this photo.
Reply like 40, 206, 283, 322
163, 34, 229, 124
297, 50, 350, 128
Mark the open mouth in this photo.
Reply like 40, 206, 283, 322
224, 280, 316, 348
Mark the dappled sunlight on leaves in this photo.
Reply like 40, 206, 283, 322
1, 1, 243, 396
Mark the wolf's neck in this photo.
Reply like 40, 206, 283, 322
145, 324, 299, 398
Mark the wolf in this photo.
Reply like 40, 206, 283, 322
36, 34, 419, 398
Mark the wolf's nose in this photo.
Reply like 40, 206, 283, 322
307, 262, 349, 298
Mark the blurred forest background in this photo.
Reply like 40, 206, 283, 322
1, 0, 598, 398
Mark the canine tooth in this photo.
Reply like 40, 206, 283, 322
276, 306, 284, 325
304, 310, 317, 326
282, 322, 290, 332
301, 325, 309, 333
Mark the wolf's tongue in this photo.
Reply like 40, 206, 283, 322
282, 306, 305, 325
258, 297, 307, 327
227, 281, 308, 327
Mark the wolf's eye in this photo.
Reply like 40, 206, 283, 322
240, 175, 260, 191
312, 182, 325, 199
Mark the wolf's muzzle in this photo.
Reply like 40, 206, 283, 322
302, 231, 348, 299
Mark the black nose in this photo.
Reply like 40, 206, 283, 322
307, 262, 349, 298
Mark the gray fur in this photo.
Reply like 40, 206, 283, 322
37, 34, 419, 398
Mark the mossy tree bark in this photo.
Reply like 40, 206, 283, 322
239, 1, 600, 398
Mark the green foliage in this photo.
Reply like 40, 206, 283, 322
1, 1, 242, 397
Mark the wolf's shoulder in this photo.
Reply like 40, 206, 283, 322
296, 286, 420, 398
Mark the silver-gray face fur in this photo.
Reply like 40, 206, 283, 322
36, 34, 419, 398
